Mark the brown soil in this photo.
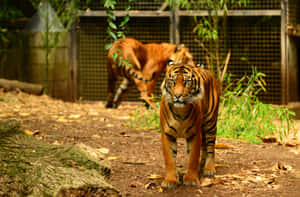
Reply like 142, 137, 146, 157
1, 90, 300, 197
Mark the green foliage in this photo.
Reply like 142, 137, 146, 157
104, 0, 133, 68
218, 68, 295, 144
0, 0, 23, 53
175, 0, 249, 81
104, 0, 132, 50
127, 102, 160, 130
0, 3, 22, 20
128, 69, 295, 144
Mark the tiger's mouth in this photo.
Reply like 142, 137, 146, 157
173, 100, 186, 107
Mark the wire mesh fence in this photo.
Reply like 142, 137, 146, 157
228, 16, 281, 104
79, 16, 281, 103
78, 0, 284, 104
287, 0, 300, 25
81, 0, 281, 11
81, 0, 165, 11
177, 0, 280, 10
180, 16, 281, 104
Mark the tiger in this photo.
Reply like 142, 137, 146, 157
160, 61, 220, 188
106, 38, 194, 109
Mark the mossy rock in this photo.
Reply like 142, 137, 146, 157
0, 119, 120, 197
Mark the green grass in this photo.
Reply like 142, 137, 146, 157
128, 68, 295, 144
0, 96, 12, 103
218, 68, 294, 144
128, 102, 160, 130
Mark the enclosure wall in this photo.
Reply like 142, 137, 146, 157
0, 32, 71, 100
78, 0, 282, 104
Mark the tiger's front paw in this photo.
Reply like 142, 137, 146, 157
183, 173, 200, 186
161, 178, 178, 189
203, 167, 216, 177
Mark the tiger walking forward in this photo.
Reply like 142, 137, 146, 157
160, 62, 220, 188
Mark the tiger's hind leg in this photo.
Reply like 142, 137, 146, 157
112, 78, 131, 108
106, 62, 118, 108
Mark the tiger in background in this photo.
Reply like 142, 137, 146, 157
106, 38, 194, 109
160, 61, 220, 188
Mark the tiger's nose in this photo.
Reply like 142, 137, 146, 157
174, 94, 182, 99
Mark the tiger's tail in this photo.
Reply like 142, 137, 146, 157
122, 65, 156, 82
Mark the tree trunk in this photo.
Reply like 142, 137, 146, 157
0, 120, 120, 197
0, 78, 44, 95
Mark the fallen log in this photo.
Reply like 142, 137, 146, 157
0, 78, 44, 95
0, 119, 120, 197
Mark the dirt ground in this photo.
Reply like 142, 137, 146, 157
1, 90, 300, 197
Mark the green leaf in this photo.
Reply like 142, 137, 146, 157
223, 3, 228, 12
106, 10, 116, 20
108, 21, 117, 29
120, 15, 130, 27
220, 0, 224, 6
123, 59, 131, 66
118, 59, 123, 67
0, 28, 8, 33
107, 28, 117, 41
125, 5, 131, 12
104, 43, 112, 50
240, 57, 247, 61
104, 0, 116, 9
117, 31, 124, 38
112, 52, 118, 61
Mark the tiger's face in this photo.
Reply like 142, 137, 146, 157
161, 64, 204, 107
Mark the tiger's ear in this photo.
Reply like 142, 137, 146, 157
166, 59, 174, 72
167, 59, 174, 66
196, 63, 205, 69
174, 44, 185, 53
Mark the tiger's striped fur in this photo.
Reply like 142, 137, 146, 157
160, 62, 220, 188
106, 38, 194, 109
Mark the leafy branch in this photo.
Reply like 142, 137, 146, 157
104, 0, 132, 50
104, 0, 134, 68
177, 0, 248, 82
219, 68, 294, 144
0, 0, 23, 54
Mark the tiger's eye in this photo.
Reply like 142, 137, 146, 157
168, 78, 175, 85
184, 79, 192, 86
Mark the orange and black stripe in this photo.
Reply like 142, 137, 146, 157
160, 63, 220, 187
